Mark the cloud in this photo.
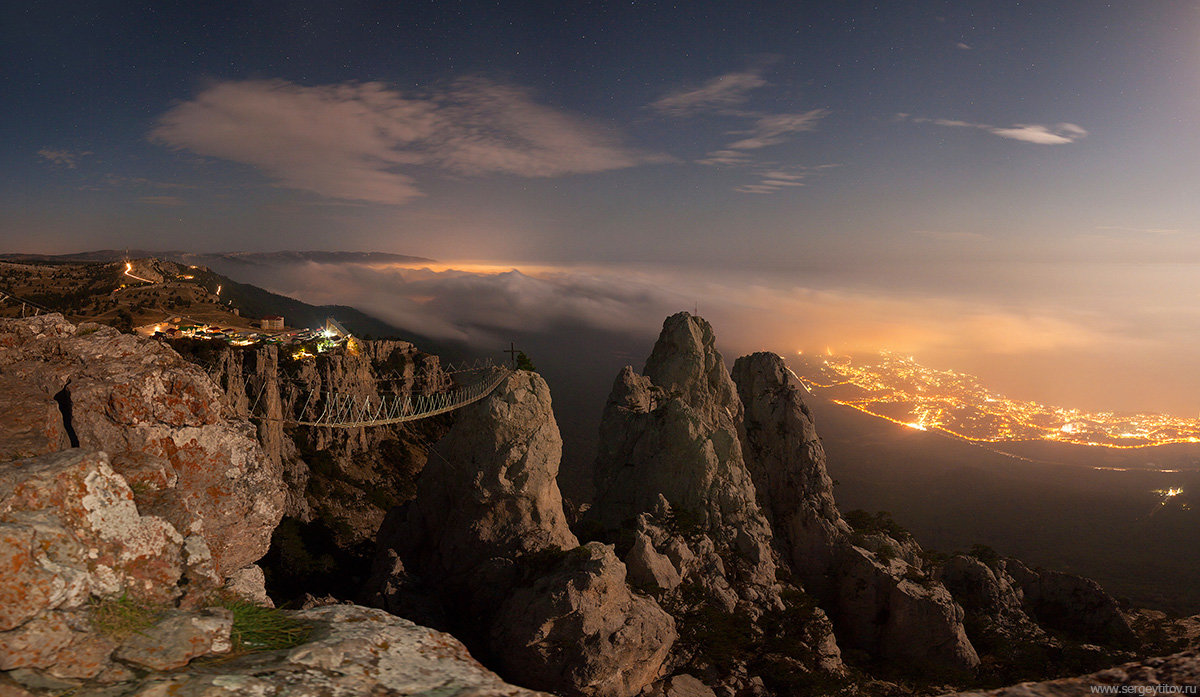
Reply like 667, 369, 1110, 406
150, 78, 663, 204
216, 259, 1122, 362
734, 167, 811, 195
103, 174, 196, 190
906, 116, 1088, 145
695, 149, 754, 166
1094, 225, 1182, 236
989, 123, 1088, 145
649, 69, 767, 116
913, 229, 988, 242
38, 149, 92, 168
652, 67, 829, 165
725, 110, 830, 150
138, 195, 185, 206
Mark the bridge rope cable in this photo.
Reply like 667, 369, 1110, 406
0, 290, 56, 317
283, 366, 512, 427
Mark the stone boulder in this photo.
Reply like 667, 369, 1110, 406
0, 449, 236, 678
2, 605, 555, 696
1005, 559, 1138, 647
732, 351, 978, 672
591, 313, 779, 597
493, 543, 677, 697
937, 554, 1047, 647
943, 649, 1200, 696
0, 315, 285, 582
645, 674, 717, 697
382, 370, 579, 618
373, 370, 673, 697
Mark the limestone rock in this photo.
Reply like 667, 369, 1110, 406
8, 605, 552, 697
626, 530, 682, 592
937, 555, 1047, 646
732, 351, 978, 672
374, 370, 670, 697
222, 564, 273, 608
591, 313, 778, 596
646, 674, 717, 697
1005, 559, 1137, 647
942, 649, 1200, 696
0, 449, 184, 610
493, 543, 677, 697
385, 370, 579, 616
112, 608, 233, 671
213, 339, 449, 544
0, 315, 285, 583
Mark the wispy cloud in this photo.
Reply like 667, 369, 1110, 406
38, 149, 92, 168
103, 174, 196, 190
653, 66, 832, 190
649, 70, 767, 117
734, 165, 836, 195
1095, 225, 1182, 236
138, 195, 185, 206
695, 149, 754, 166
150, 78, 664, 204
725, 110, 830, 150
905, 115, 1088, 145
913, 229, 988, 242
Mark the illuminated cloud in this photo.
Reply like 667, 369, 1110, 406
989, 123, 1087, 144
138, 195, 185, 206
913, 229, 988, 242
38, 149, 92, 168
235, 259, 1119, 360
734, 167, 815, 195
654, 67, 829, 170
906, 116, 1088, 145
649, 69, 767, 116
725, 110, 830, 150
696, 149, 754, 166
1094, 225, 1182, 235
150, 79, 662, 204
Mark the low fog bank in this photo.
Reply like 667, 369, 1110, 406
200, 257, 1200, 500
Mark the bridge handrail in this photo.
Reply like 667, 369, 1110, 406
285, 367, 513, 427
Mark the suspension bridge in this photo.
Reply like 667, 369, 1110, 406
283, 365, 512, 427
202, 356, 515, 429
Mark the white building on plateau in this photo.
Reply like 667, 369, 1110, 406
261, 315, 284, 331
324, 317, 350, 338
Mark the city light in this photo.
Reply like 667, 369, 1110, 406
795, 352, 1200, 449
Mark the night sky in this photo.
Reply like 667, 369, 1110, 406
5, 1, 1200, 416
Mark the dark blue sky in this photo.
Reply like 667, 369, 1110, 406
5, 1, 1200, 414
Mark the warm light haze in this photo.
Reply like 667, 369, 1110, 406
6, 1, 1200, 416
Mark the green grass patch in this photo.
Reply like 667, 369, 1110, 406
89, 592, 163, 640
215, 597, 311, 651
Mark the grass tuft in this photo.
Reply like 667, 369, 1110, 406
89, 592, 163, 640
216, 597, 311, 651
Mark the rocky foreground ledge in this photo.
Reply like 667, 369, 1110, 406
3, 313, 1200, 696
944, 649, 1200, 696
0, 604, 549, 696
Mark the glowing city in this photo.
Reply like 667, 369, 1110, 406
794, 352, 1200, 450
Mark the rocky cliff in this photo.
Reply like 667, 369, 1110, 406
587, 314, 845, 693
372, 370, 676, 697
195, 336, 449, 599
0, 315, 284, 592
0, 311, 1182, 697
733, 351, 979, 672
